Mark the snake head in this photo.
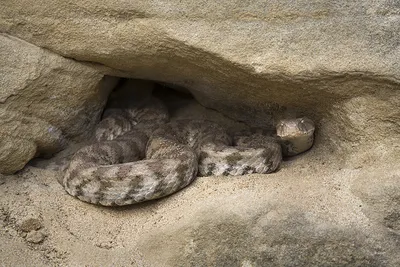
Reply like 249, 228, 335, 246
276, 117, 315, 156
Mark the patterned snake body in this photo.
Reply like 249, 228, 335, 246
62, 96, 311, 206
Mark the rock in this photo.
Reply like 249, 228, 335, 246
0, 1, 398, 166
0, 34, 119, 173
0, 136, 37, 175
25, 230, 46, 244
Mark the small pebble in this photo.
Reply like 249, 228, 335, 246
25, 230, 46, 244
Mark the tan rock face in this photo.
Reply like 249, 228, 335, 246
0, 1, 399, 265
0, 136, 36, 175
1, 1, 398, 162
0, 34, 117, 173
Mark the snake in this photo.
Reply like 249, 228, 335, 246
60, 95, 314, 206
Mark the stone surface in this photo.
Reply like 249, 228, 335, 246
0, 34, 118, 173
1, 1, 399, 161
0, 136, 37, 175
0, 0, 399, 266
25, 230, 46, 244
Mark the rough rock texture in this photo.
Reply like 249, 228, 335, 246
0, 34, 118, 173
0, 0, 399, 266
1, 1, 399, 163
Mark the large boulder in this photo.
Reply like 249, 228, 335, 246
0, 34, 117, 174
1, 1, 399, 161
1, 1, 399, 170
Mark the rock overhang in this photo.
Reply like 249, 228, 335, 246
0, 1, 399, 173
